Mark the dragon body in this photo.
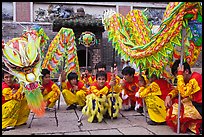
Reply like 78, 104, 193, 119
103, 2, 202, 78
42, 27, 80, 77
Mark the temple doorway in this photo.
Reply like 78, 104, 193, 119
77, 50, 91, 68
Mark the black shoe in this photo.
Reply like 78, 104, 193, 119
137, 107, 143, 113
147, 120, 158, 125
199, 128, 202, 134
21, 123, 27, 126
104, 112, 111, 119
113, 117, 118, 119
159, 122, 166, 125
124, 106, 134, 111
2, 126, 15, 131
66, 104, 77, 110
147, 120, 166, 125
92, 116, 98, 123
77, 106, 84, 111
129, 106, 135, 111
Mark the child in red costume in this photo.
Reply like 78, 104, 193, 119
165, 60, 202, 135
120, 66, 143, 112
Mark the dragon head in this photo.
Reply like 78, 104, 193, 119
2, 34, 42, 91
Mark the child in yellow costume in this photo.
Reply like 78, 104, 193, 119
82, 71, 122, 123
2, 69, 30, 131
41, 69, 61, 108
61, 71, 87, 110
136, 72, 173, 125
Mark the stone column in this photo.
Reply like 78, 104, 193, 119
16, 2, 31, 22
118, 5, 131, 16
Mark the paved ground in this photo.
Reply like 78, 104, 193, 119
2, 94, 196, 135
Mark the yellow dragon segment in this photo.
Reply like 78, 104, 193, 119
103, 2, 202, 79
42, 27, 80, 78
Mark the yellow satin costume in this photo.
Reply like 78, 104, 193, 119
42, 80, 61, 108
62, 81, 87, 107
166, 72, 202, 134
2, 83, 30, 129
138, 79, 172, 123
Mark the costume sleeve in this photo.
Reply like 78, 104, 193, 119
139, 82, 161, 98
2, 87, 13, 101
62, 81, 67, 90
113, 76, 122, 93
177, 74, 201, 98
12, 85, 24, 100
2, 85, 23, 100
168, 87, 178, 99
51, 83, 61, 95
42, 88, 48, 95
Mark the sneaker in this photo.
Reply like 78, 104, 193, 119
2, 126, 15, 131
66, 104, 77, 110
136, 107, 144, 113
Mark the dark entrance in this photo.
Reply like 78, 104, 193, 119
77, 50, 90, 68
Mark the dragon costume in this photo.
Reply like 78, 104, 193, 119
42, 27, 80, 78
2, 25, 49, 117
102, 2, 202, 79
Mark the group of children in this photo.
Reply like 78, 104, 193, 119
2, 60, 202, 134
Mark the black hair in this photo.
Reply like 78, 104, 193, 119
86, 67, 92, 73
96, 71, 107, 81
139, 74, 146, 85
2, 67, 10, 78
145, 69, 149, 76
122, 66, 135, 77
171, 59, 191, 76
41, 69, 50, 78
67, 72, 78, 82
112, 62, 117, 68
95, 62, 106, 70
145, 69, 157, 79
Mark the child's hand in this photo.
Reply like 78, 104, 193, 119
120, 79, 125, 87
165, 95, 172, 108
109, 80, 116, 87
177, 64, 184, 73
73, 85, 78, 91
40, 85, 44, 91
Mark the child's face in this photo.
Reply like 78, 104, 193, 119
70, 78, 77, 86
42, 74, 50, 84
138, 76, 145, 87
97, 76, 106, 88
3, 73, 14, 87
123, 74, 133, 82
